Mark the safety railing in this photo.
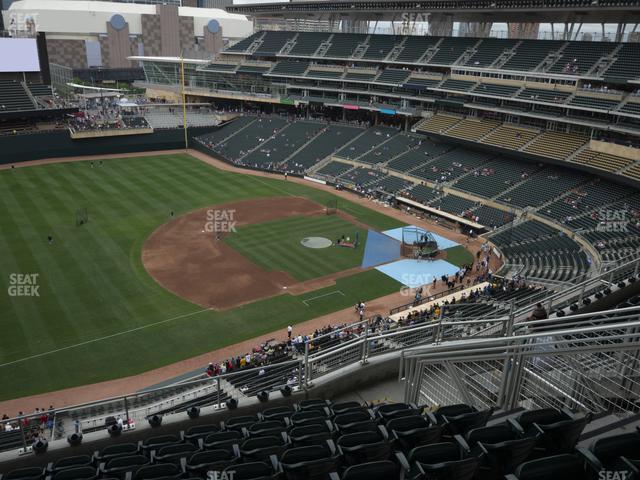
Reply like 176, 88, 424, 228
402, 308, 640, 416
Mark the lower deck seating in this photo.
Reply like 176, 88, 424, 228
316, 161, 353, 177
489, 220, 590, 281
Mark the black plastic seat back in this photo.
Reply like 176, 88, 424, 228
247, 420, 287, 437
342, 460, 400, 480
224, 461, 274, 480
225, 415, 259, 431
186, 449, 236, 474
298, 399, 330, 411
591, 431, 640, 467
466, 424, 516, 447
184, 423, 219, 442
536, 416, 589, 454
387, 415, 443, 450
5, 467, 44, 480
51, 455, 93, 472
51, 466, 97, 480
419, 456, 480, 480
409, 442, 462, 464
98, 443, 138, 461
337, 430, 391, 465
204, 431, 244, 451
434, 404, 477, 421
290, 424, 333, 447
155, 443, 198, 463
141, 435, 179, 451
513, 454, 585, 480
443, 408, 493, 436
479, 435, 539, 475
280, 444, 339, 480
335, 411, 371, 425
332, 401, 362, 415
260, 406, 293, 422
515, 408, 566, 431
241, 435, 286, 461
377, 403, 419, 421
133, 463, 181, 480
104, 454, 149, 472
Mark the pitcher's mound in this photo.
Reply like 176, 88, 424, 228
301, 237, 332, 249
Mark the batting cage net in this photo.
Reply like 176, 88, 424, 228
401, 226, 438, 259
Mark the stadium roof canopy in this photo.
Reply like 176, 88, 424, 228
227, 0, 640, 24
5, 0, 252, 38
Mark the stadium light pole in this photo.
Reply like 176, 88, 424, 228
180, 51, 189, 150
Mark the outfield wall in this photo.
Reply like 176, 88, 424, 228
0, 128, 211, 164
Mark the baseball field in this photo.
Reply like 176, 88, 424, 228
0, 153, 406, 401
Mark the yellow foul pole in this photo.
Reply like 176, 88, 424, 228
180, 53, 189, 150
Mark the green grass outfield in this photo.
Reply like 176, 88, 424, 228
226, 215, 367, 281
0, 154, 405, 400
444, 245, 475, 268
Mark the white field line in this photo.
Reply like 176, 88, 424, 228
301, 290, 346, 306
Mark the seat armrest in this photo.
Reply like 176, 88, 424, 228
269, 453, 280, 473
454, 434, 470, 453
179, 457, 187, 473
504, 475, 518, 480
124, 472, 133, 480
425, 412, 439, 425
328, 472, 340, 480
197, 437, 204, 450
395, 451, 411, 471
179, 430, 185, 442
621, 456, 640, 474
46, 462, 53, 473
241, 427, 249, 438
326, 438, 337, 455
576, 446, 603, 472
232, 443, 241, 458
325, 419, 334, 432
507, 417, 525, 435
379, 424, 390, 440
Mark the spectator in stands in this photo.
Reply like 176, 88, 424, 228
529, 303, 548, 321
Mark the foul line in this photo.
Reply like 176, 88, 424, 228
0, 307, 214, 369
302, 290, 345, 306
